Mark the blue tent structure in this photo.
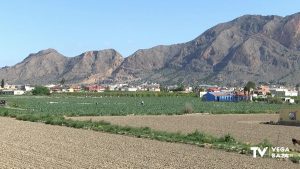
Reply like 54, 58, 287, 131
203, 92, 248, 102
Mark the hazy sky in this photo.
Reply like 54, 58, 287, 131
1, 0, 300, 67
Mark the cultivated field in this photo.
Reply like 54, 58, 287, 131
1, 95, 293, 116
1, 95, 300, 167
71, 114, 300, 148
0, 117, 298, 169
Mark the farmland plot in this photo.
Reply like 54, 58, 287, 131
71, 114, 300, 148
0, 117, 298, 169
1, 96, 295, 116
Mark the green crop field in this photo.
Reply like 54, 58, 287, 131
0, 94, 297, 116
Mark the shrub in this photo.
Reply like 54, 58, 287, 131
219, 133, 236, 143
32, 86, 50, 95
187, 130, 206, 142
266, 97, 283, 104
290, 155, 300, 164
186, 130, 217, 143
183, 103, 194, 114
257, 139, 273, 148
0, 110, 9, 116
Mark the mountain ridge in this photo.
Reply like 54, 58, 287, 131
1, 12, 300, 85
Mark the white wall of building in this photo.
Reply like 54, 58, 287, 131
14, 90, 25, 95
199, 92, 207, 98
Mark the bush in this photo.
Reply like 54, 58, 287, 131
252, 97, 267, 102
32, 86, 50, 95
183, 103, 194, 114
186, 130, 216, 143
0, 110, 9, 116
266, 97, 283, 104
219, 134, 236, 143
290, 155, 300, 164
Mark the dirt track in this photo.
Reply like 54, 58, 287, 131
71, 114, 300, 148
0, 117, 299, 168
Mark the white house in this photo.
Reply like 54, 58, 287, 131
126, 87, 138, 92
285, 90, 298, 97
45, 84, 56, 89
108, 85, 118, 91
282, 97, 295, 104
24, 85, 35, 92
13, 90, 25, 95
0, 90, 25, 95
270, 88, 298, 97
3, 84, 16, 90
149, 88, 161, 92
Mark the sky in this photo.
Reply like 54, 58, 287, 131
0, 0, 300, 67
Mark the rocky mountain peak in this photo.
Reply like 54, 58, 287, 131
38, 48, 58, 54
1, 12, 300, 85
80, 49, 122, 59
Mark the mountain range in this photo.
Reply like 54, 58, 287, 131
1, 12, 300, 86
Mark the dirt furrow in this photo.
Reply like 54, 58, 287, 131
0, 117, 298, 168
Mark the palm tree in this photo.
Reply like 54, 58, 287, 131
244, 86, 249, 95
244, 81, 256, 101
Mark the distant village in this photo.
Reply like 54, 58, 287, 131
0, 82, 299, 103
0, 83, 163, 95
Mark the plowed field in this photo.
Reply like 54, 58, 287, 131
0, 117, 298, 168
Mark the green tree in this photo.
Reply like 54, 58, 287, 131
244, 81, 256, 96
32, 86, 50, 95
1, 79, 4, 88
243, 86, 248, 95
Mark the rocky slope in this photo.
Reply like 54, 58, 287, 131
112, 13, 300, 85
0, 49, 123, 84
1, 12, 300, 85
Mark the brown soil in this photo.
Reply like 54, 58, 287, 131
0, 117, 299, 168
71, 114, 300, 148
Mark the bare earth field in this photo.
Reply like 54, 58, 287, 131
71, 114, 300, 148
0, 117, 299, 168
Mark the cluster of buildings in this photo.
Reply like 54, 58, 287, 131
1, 82, 299, 104
200, 85, 299, 103
0, 83, 164, 95
0, 82, 198, 96
45, 83, 162, 93
0, 84, 34, 95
